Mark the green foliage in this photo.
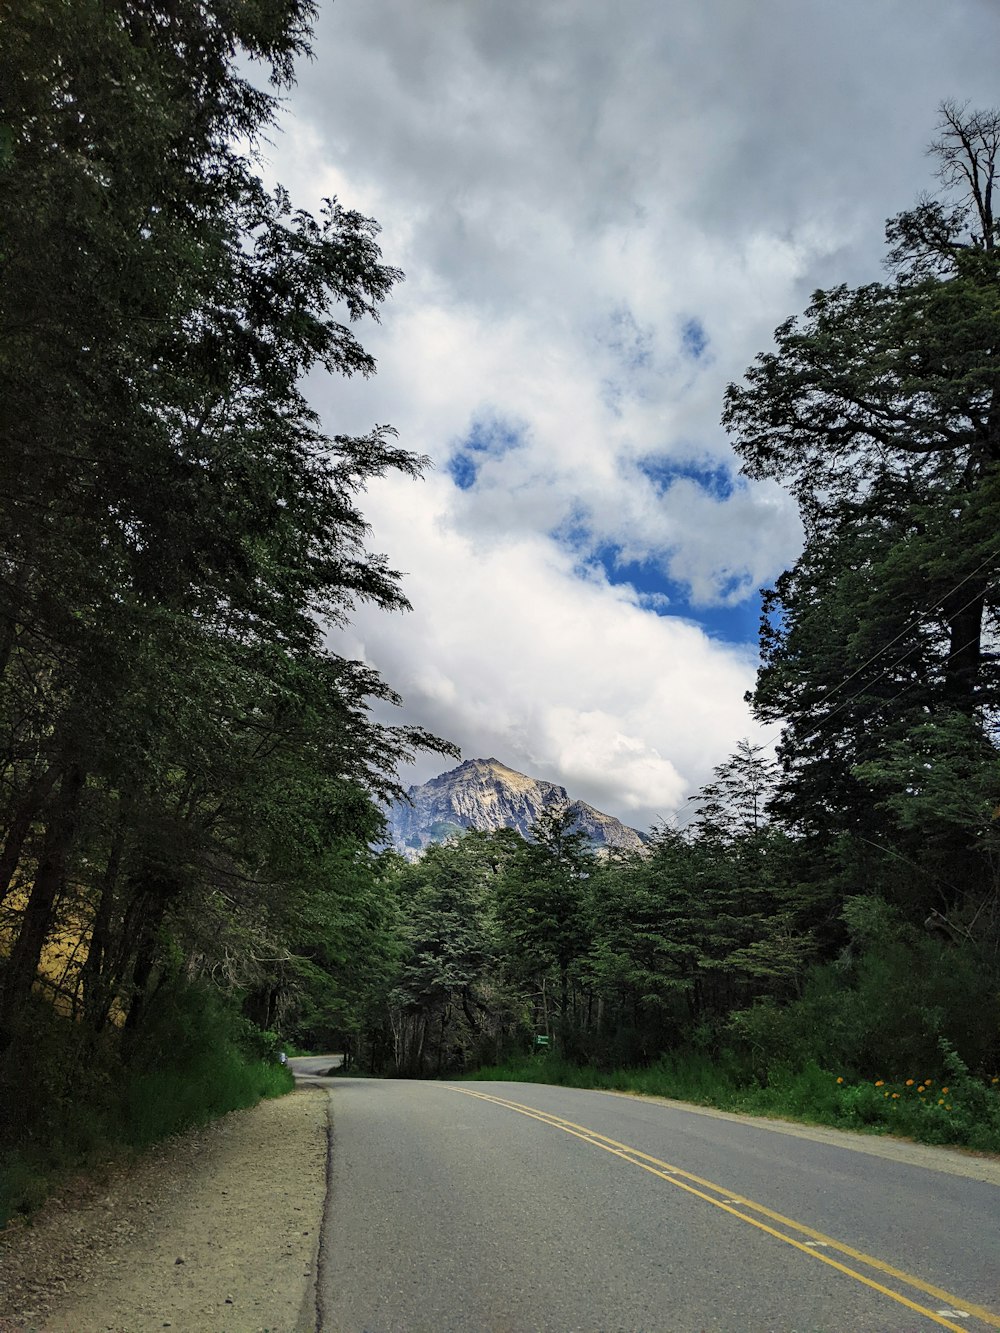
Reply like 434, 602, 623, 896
821, 1062, 1000, 1151
0, 979, 292, 1224
0, 0, 452, 1197
278, 846, 405, 1059
726, 104, 1000, 923
690, 741, 777, 842
726, 896, 999, 1080
466, 1055, 1000, 1153
122, 984, 293, 1147
378, 832, 520, 1076
5, 17, 1000, 1184
496, 808, 595, 1024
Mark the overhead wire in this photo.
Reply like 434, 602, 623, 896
797, 580, 998, 737
753, 544, 1000, 752
672, 543, 1000, 834
801, 545, 1000, 719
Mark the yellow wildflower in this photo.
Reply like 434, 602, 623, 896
891, 1093, 900, 1099
874, 1080, 884, 1087
917, 1085, 926, 1093
905, 1078, 914, 1086
836, 1076, 844, 1084
941, 1086, 949, 1094
938, 1099, 945, 1106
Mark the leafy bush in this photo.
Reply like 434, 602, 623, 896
466, 1049, 1000, 1153
0, 981, 292, 1224
725, 900, 1000, 1082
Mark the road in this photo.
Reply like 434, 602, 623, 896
291, 1068, 1000, 1333
291, 1052, 345, 1076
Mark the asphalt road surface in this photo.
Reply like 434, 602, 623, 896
292, 1070, 1000, 1333
290, 1053, 344, 1076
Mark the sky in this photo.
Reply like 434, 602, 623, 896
260, 0, 1000, 831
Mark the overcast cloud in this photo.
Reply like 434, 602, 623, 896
260, 0, 1000, 830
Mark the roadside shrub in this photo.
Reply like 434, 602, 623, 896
123, 983, 293, 1145
466, 1050, 1000, 1153
725, 903, 999, 1082
0, 980, 292, 1223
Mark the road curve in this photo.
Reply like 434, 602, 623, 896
301, 1073, 1000, 1333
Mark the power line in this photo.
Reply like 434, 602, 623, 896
809, 580, 998, 736
675, 546, 1000, 828
754, 547, 1000, 752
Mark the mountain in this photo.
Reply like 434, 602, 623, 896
384, 757, 649, 860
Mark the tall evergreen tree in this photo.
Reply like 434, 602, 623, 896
0, 2, 450, 1057
496, 808, 595, 1036
724, 103, 1000, 919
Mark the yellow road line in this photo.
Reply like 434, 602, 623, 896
445, 1085, 998, 1331
458, 1088, 1000, 1327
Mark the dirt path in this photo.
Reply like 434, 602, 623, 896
0, 1085, 328, 1333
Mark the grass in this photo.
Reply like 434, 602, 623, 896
465, 1051, 1000, 1153
122, 1049, 293, 1148
0, 1055, 293, 1228
0, 985, 295, 1227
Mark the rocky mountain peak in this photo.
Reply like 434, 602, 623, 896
384, 757, 648, 861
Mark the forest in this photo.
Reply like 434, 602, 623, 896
357, 101, 1000, 1143
2, 2, 1000, 1215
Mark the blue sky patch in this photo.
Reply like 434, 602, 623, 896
636, 455, 738, 501
569, 538, 760, 644
604, 305, 654, 372
447, 452, 479, 491
446, 412, 526, 491
681, 317, 708, 359
464, 415, 525, 456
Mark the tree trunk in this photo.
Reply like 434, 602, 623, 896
81, 811, 130, 1030
0, 765, 59, 905
0, 562, 31, 683
0, 766, 84, 1031
943, 586, 984, 710
460, 987, 481, 1034
436, 1008, 448, 1076
113, 855, 189, 1042
122, 890, 170, 1035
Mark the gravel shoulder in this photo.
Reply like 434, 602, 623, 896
0, 1085, 328, 1333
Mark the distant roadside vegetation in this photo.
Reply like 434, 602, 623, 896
323, 806, 1000, 1155
469, 1057, 1000, 1155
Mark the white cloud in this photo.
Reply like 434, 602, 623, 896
258, 0, 1000, 824
329, 471, 765, 830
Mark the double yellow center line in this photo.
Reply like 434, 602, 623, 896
445, 1085, 999, 1331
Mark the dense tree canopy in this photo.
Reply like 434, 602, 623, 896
0, 0, 451, 1154
722, 104, 1000, 928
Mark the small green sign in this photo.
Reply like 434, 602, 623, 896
534, 1034, 550, 1047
